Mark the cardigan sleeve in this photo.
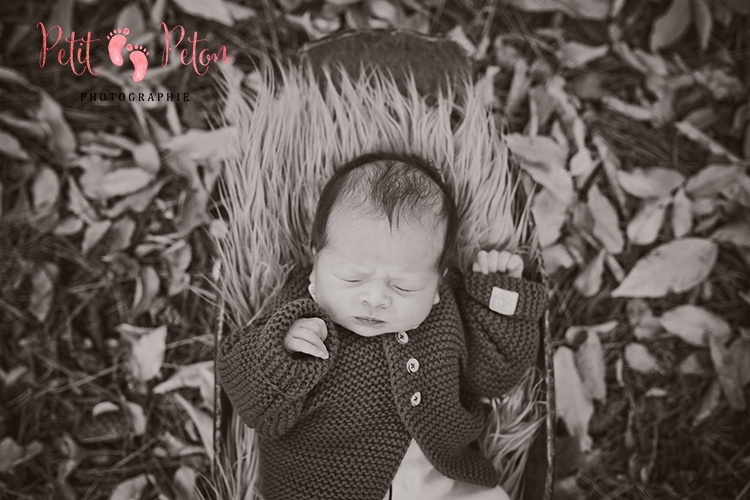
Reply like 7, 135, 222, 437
218, 271, 340, 439
451, 268, 548, 398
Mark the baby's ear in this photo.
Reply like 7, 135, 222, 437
432, 289, 440, 305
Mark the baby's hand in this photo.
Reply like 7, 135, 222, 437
472, 250, 524, 279
283, 317, 329, 359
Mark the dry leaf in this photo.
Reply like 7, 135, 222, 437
115, 4, 146, 39
691, 0, 713, 51
709, 335, 745, 411
225, 1, 257, 21
575, 331, 607, 402
37, 92, 77, 161
125, 325, 167, 382
0, 437, 44, 474
164, 127, 238, 166
96, 168, 155, 200
67, 178, 98, 224
110, 474, 152, 500
506, 134, 574, 204
711, 221, 750, 248
624, 343, 663, 374
617, 167, 685, 199
104, 217, 137, 255
612, 238, 718, 297
505, 0, 610, 20
0, 129, 30, 160
54, 217, 84, 236
153, 361, 215, 412
626, 299, 663, 340
693, 379, 722, 426
531, 187, 568, 247
125, 401, 147, 436
671, 187, 693, 237
132, 265, 160, 318
542, 243, 575, 274
476, 66, 500, 108
29, 262, 59, 322
172, 0, 234, 25
173, 466, 200, 500
92, 401, 119, 417
650, 0, 693, 51
627, 198, 669, 246
574, 249, 606, 298
686, 164, 744, 199
173, 394, 214, 462
675, 122, 741, 163
102, 178, 167, 219
82, 220, 112, 255
559, 42, 608, 69
554, 347, 593, 452
592, 134, 627, 213
677, 352, 711, 376
31, 166, 60, 213
588, 184, 624, 254
659, 304, 730, 347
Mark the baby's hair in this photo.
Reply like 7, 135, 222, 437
311, 152, 458, 273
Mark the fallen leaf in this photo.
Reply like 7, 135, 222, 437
0, 437, 44, 474
686, 164, 744, 199
709, 335, 745, 410
612, 238, 718, 297
559, 41, 608, 69
225, 1, 257, 21
554, 347, 593, 452
103, 217, 137, 255
176, 186, 211, 235
711, 221, 750, 248
476, 66, 500, 108
153, 361, 215, 411
173, 466, 200, 500
627, 197, 669, 246
592, 134, 627, 213
29, 262, 59, 322
125, 401, 147, 436
0, 129, 30, 160
575, 330, 607, 402
37, 92, 77, 161
650, 0, 693, 51
110, 474, 152, 500
675, 122, 741, 163
531, 187, 568, 247
31, 166, 60, 213
125, 325, 167, 383
693, 379, 722, 426
102, 178, 167, 219
645, 387, 668, 398
677, 352, 711, 376
82, 220, 112, 255
132, 266, 160, 318
624, 343, 663, 374
588, 184, 624, 254
67, 178, 98, 224
164, 127, 238, 166
658, 304, 730, 347
691, 0, 712, 51
131, 142, 161, 174
172, 0, 233, 25
506, 134, 574, 204
671, 187, 693, 237
173, 394, 214, 462
54, 217, 84, 236
505, 0, 610, 20
617, 167, 685, 199
574, 249, 606, 298
542, 243, 575, 274
92, 401, 120, 417
96, 168, 155, 200
115, 4, 146, 40
626, 299, 663, 340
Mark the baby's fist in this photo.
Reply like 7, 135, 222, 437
472, 250, 524, 278
283, 317, 329, 359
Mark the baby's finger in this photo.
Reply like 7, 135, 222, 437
476, 251, 489, 274
297, 317, 328, 341
486, 250, 500, 273
495, 251, 511, 273
507, 254, 524, 278
285, 329, 329, 358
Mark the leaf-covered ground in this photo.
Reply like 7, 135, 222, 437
1, 0, 749, 499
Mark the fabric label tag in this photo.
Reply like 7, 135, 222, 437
489, 287, 518, 316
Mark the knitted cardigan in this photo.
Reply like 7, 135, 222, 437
218, 265, 548, 500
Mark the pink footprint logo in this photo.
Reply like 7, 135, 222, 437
107, 28, 129, 66
126, 43, 150, 83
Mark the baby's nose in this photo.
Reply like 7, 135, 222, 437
359, 282, 392, 308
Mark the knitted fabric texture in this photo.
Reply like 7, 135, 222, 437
219, 266, 547, 500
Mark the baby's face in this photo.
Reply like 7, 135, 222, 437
309, 209, 443, 337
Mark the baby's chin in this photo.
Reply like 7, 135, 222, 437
336, 317, 420, 338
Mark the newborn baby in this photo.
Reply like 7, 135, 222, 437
218, 152, 548, 500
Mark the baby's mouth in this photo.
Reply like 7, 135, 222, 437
355, 316, 384, 325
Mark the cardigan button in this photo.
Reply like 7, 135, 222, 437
406, 358, 419, 373
396, 331, 409, 344
410, 392, 421, 406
